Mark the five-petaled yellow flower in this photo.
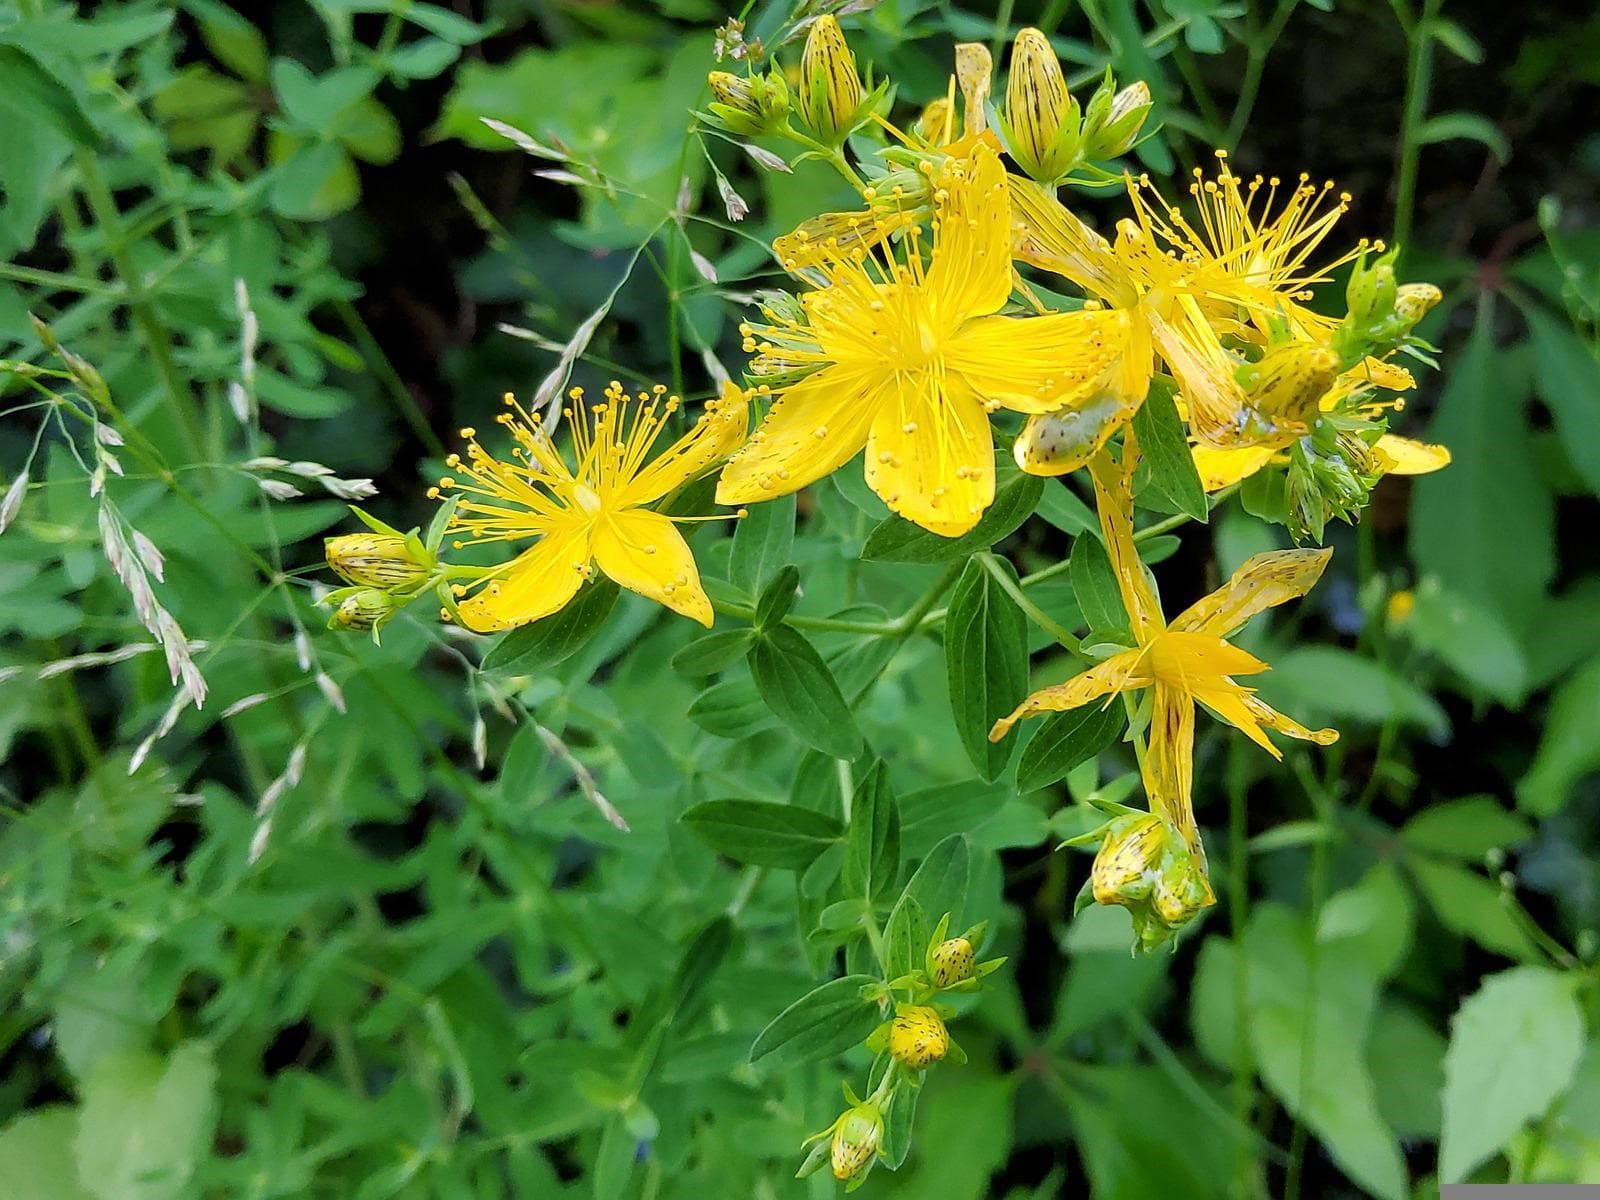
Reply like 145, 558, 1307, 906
1009, 150, 1375, 471
990, 443, 1337, 852
716, 141, 1127, 537
433, 382, 747, 631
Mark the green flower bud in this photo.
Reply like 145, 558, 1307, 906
706, 69, 790, 137
325, 532, 432, 588
329, 587, 398, 633
1086, 80, 1152, 159
1346, 255, 1398, 326
830, 1102, 884, 1181
1004, 29, 1079, 182
929, 936, 975, 987
799, 15, 863, 144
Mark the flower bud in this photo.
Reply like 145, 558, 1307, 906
329, 587, 398, 633
325, 532, 431, 588
830, 1102, 884, 1181
799, 15, 863, 144
888, 1004, 948, 1069
1150, 842, 1215, 927
929, 937, 975, 988
1243, 343, 1341, 431
1346, 256, 1398, 326
1085, 80, 1152, 159
707, 69, 789, 137
1004, 29, 1078, 182
916, 97, 954, 146
1394, 282, 1442, 330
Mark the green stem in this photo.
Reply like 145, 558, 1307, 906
1390, 0, 1439, 258
1224, 0, 1301, 149
72, 151, 206, 463
332, 297, 446, 457
978, 551, 1083, 653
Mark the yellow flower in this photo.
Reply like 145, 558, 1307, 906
1009, 151, 1376, 465
990, 444, 1337, 849
434, 382, 747, 632
718, 142, 1128, 536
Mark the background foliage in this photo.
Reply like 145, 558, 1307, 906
2, 0, 1599, 1197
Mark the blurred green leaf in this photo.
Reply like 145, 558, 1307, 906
1518, 658, 1600, 815
0, 1109, 94, 1200
1262, 646, 1449, 739
73, 1043, 217, 1200
681, 799, 843, 869
1406, 580, 1528, 701
1016, 702, 1126, 792
1401, 795, 1532, 860
1440, 966, 1586, 1182
728, 494, 795, 596
1526, 304, 1600, 497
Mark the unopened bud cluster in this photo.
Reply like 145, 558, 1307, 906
321, 507, 452, 641
1000, 29, 1152, 184
1073, 810, 1215, 953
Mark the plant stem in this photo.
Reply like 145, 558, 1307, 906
1390, 0, 1440, 257
1225, 0, 1302, 149
978, 551, 1083, 653
71, 151, 206, 463
331, 297, 446, 457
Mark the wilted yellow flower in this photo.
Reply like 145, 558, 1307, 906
1394, 281, 1443, 328
1003, 28, 1078, 182
719, 143, 1127, 536
799, 15, 863, 143
889, 1004, 949, 1068
434, 382, 747, 631
1190, 357, 1451, 491
992, 446, 1337, 849
1090, 811, 1214, 949
325, 532, 431, 588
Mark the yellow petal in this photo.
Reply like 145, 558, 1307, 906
948, 308, 1129, 414
623, 382, 749, 506
926, 143, 1013, 321
989, 649, 1150, 740
1374, 434, 1451, 475
1085, 448, 1162, 641
1170, 548, 1333, 638
456, 521, 592, 632
1007, 174, 1127, 299
1349, 356, 1416, 393
1194, 683, 1337, 758
1144, 682, 1201, 858
1149, 301, 1249, 449
592, 509, 712, 627
863, 383, 994, 537
1190, 444, 1279, 491
716, 367, 882, 505
1146, 629, 1271, 686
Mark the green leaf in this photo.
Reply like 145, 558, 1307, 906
1070, 532, 1127, 632
0, 45, 98, 146
841, 760, 899, 904
1406, 580, 1528, 702
1239, 907, 1407, 1200
1411, 316, 1554, 633
944, 558, 1029, 781
1440, 966, 1586, 1182
268, 141, 359, 220
1518, 658, 1600, 816
883, 892, 928, 982
747, 625, 862, 759
670, 630, 752, 676
859, 471, 1043, 563
880, 1074, 921, 1170
1415, 111, 1510, 162
1262, 646, 1449, 739
898, 834, 970, 932
1131, 381, 1208, 522
0, 1108, 94, 1200
1526, 305, 1600, 498
687, 675, 776, 738
1409, 858, 1539, 960
1369, 1003, 1446, 1141
187, 0, 269, 83
680, 800, 842, 869
748, 975, 881, 1069
73, 1043, 217, 1200
271, 61, 379, 133
1016, 702, 1126, 791
728, 494, 795, 595
479, 578, 620, 674
1401, 795, 1532, 860
753, 564, 799, 629
1427, 16, 1485, 63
